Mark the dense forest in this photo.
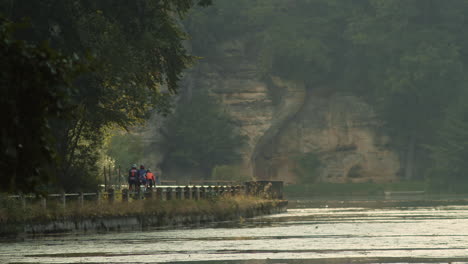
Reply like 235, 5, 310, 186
2, 0, 468, 193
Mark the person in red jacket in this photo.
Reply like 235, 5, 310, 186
145, 168, 156, 189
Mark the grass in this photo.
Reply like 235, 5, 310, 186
284, 181, 427, 198
0, 195, 275, 224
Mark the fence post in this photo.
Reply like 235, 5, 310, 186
79, 192, 84, 207
175, 187, 182, 200
207, 186, 213, 198
156, 188, 163, 200
184, 186, 191, 200
229, 186, 235, 196
178, 187, 183, 200
145, 189, 152, 199
166, 188, 172, 200
199, 187, 206, 199
97, 191, 102, 204
41, 196, 47, 209
108, 189, 114, 203
61, 192, 66, 209
20, 194, 26, 209
122, 189, 129, 202
193, 186, 200, 200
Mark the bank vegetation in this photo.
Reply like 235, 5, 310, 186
0, 195, 282, 226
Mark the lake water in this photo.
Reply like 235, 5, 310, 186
2, 197, 468, 264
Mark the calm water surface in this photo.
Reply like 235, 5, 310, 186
2, 198, 468, 264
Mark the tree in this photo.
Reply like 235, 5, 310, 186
0, 0, 212, 192
106, 133, 145, 171
0, 17, 88, 193
160, 91, 247, 178
186, 0, 349, 87
344, 0, 468, 180
427, 91, 468, 192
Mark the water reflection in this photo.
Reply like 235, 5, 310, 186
2, 198, 468, 264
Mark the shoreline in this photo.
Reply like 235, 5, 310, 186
0, 198, 288, 237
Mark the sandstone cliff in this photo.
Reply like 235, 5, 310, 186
178, 38, 401, 184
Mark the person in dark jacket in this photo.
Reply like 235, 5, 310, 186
138, 165, 147, 191
128, 164, 139, 191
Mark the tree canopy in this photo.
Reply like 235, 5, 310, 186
0, 17, 88, 192
0, 0, 211, 192
159, 91, 247, 177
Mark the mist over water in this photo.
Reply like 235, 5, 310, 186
2, 197, 468, 264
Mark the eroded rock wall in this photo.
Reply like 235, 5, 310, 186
272, 93, 400, 183
194, 65, 400, 183
159, 38, 401, 184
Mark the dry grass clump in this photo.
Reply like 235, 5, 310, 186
0, 194, 271, 224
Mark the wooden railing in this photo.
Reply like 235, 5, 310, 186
5, 181, 284, 209
6, 185, 246, 209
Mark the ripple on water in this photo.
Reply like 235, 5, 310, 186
2, 202, 468, 263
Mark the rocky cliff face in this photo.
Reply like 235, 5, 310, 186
269, 92, 400, 184
174, 39, 401, 184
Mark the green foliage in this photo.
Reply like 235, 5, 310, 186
186, 0, 349, 84
56, 123, 104, 192
346, 0, 466, 136
185, 0, 253, 58
211, 165, 251, 183
0, 17, 89, 193
0, 1, 211, 192
106, 133, 145, 170
426, 92, 468, 192
293, 152, 322, 184
160, 91, 248, 176
343, 0, 468, 182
